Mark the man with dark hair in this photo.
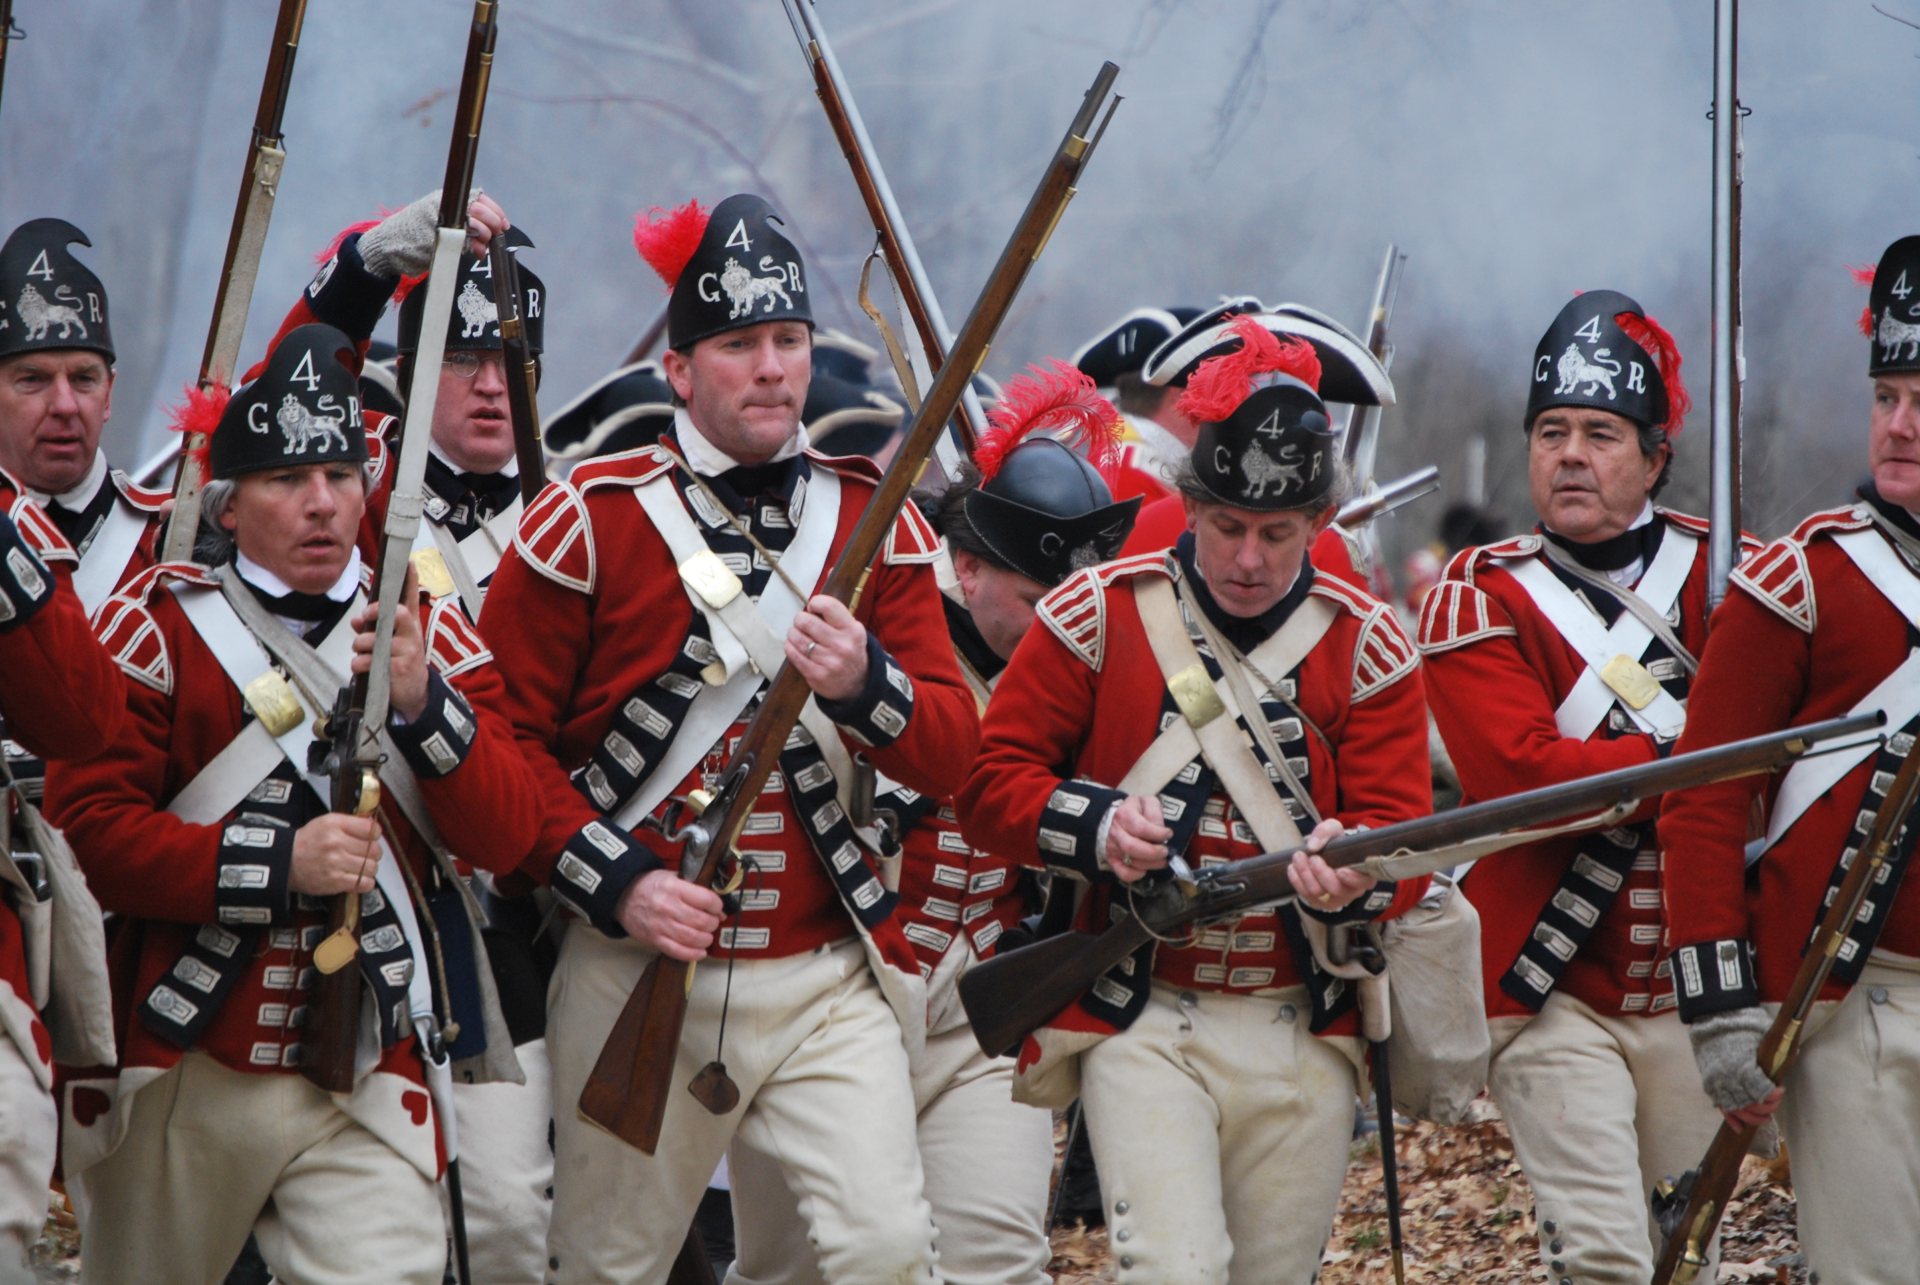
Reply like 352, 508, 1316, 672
481, 193, 975, 1282
729, 360, 1139, 1285
960, 317, 1431, 1280
1660, 235, 1920, 1282
1416, 291, 1741, 1282
0, 219, 168, 611
44, 323, 538, 1283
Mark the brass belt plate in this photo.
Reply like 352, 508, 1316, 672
411, 548, 456, 599
243, 671, 305, 737
1600, 653, 1662, 711
1168, 663, 1226, 728
679, 550, 744, 610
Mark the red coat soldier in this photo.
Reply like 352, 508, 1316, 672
43, 324, 539, 1283
729, 362, 1141, 1285
479, 194, 976, 1282
1660, 235, 1920, 1282
959, 317, 1431, 1281
1417, 291, 1739, 1282
0, 472, 126, 1273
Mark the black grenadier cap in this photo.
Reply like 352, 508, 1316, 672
1178, 315, 1338, 512
0, 219, 114, 363
197, 324, 369, 480
635, 194, 812, 351
1525, 290, 1688, 435
396, 226, 546, 358
1863, 237, 1920, 378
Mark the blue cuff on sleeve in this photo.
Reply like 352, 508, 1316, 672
388, 670, 477, 779
817, 632, 915, 749
549, 819, 662, 937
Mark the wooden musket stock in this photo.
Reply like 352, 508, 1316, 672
578, 60, 1122, 1154
960, 712, 1883, 1059
163, 0, 311, 562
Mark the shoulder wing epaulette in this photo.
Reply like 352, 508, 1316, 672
1729, 507, 1869, 634
1036, 553, 1165, 671
109, 472, 173, 514
94, 575, 186, 694
1310, 578, 1419, 700
425, 598, 493, 679
1416, 580, 1515, 655
573, 446, 675, 493
6, 495, 77, 566
514, 480, 595, 593
883, 498, 941, 565
1654, 507, 1764, 556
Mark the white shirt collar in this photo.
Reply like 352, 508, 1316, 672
672, 408, 808, 477
29, 447, 109, 512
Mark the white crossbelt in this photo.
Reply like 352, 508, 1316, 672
411, 497, 521, 616
611, 466, 841, 833
72, 499, 148, 615
1756, 528, 1920, 860
1502, 530, 1695, 740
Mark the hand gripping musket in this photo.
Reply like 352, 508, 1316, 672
959, 712, 1882, 1058
577, 61, 1122, 1154
485, 233, 545, 505
1336, 465, 1439, 531
1705, 0, 1745, 609
299, 0, 498, 1097
1650, 726, 1920, 1284
161, 0, 311, 563
780, 0, 989, 468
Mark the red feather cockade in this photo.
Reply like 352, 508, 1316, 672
633, 200, 710, 289
1854, 264, 1879, 337
1614, 309, 1690, 435
1176, 314, 1323, 426
972, 359, 1123, 483
167, 383, 230, 479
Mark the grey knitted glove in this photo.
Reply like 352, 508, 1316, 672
1687, 1006, 1776, 1113
356, 191, 443, 279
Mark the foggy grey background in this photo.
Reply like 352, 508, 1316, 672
4, 0, 1917, 565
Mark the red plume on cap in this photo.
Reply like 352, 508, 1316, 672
973, 360, 1123, 483
167, 383, 230, 479
1176, 315, 1323, 426
633, 200, 710, 289
1854, 264, 1879, 336
1614, 309, 1690, 434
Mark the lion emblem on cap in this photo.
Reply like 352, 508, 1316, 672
1553, 344, 1621, 400
719, 256, 794, 320
1241, 442, 1305, 500
17, 284, 88, 342
457, 280, 498, 338
276, 393, 352, 456
1878, 309, 1920, 364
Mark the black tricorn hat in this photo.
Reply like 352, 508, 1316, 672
947, 360, 1139, 588
1072, 306, 1202, 387
1141, 295, 1264, 388
1525, 290, 1681, 433
1865, 236, 1920, 377
396, 226, 545, 357
209, 324, 368, 479
1146, 302, 1394, 407
812, 327, 881, 385
1179, 316, 1338, 512
543, 361, 676, 460
803, 370, 904, 441
0, 219, 114, 363
635, 194, 813, 351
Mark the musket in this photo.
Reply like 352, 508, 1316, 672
780, 0, 988, 470
959, 712, 1883, 1058
578, 60, 1123, 1154
0, 2, 22, 120
1335, 465, 1439, 531
300, 0, 499, 1094
1651, 725, 1920, 1284
485, 233, 545, 505
1340, 243, 1406, 487
162, 0, 311, 563
1705, 0, 1745, 609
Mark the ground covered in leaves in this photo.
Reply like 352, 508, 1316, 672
1046, 1100, 1811, 1283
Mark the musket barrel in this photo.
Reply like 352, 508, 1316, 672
1706, 0, 1744, 608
